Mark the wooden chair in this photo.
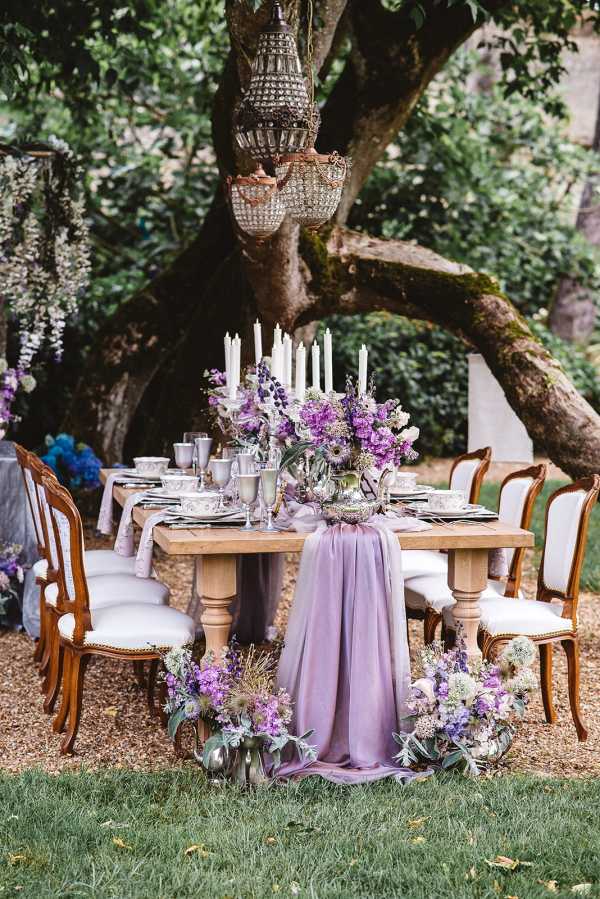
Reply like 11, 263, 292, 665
403, 446, 493, 583
405, 464, 546, 643
43, 475, 195, 754
36, 472, 171, 716
445, 476, 600, 741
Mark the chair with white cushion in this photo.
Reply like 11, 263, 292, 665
43, 475, 195, 754
405, 464, 546, 643
403, 447, 492, 582
445, 476, 600, 741
32, 462, 169, 716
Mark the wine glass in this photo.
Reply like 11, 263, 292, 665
173, 442, 194, 472
184, 431, 207, 475
260, 466, 279, 532
208, 458, 233, 510
238, 473, 260, 531
194, 436, 213, 489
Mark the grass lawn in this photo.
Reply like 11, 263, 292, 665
1, 770, 600, 898
479, 479, 600, 592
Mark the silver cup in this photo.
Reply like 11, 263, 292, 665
260, 467, 278, 532
173, 442, 194, 472
238, 473, 260, 530
209, 458, 233, 510
194, 437, 213, 489
184, 431, 207, 474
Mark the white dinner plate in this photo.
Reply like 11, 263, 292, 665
389, 484, 434, 497
409, 502, 496, 519
145, 487, 198, 499
169, 508, 244, 522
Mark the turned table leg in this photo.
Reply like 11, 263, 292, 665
198, 554, 237, 661
447, 548, 488, 661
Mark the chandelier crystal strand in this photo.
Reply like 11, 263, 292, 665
227, 169, 286, 239
275, 148, 350, 229
234, 1, 319, 161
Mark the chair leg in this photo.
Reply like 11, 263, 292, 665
133, 660, 146, 687
33, 589, 46, 665
43, 636, 64, 714
61, 653, 88, 755
39, 608, 53, 678
538, 643, 557, 724
53, 648, 72, 734
562, 639, 588, 742
147, 659, 159, 717
423, 610, 442, 645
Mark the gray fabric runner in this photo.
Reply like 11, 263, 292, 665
0, 441, 40, 634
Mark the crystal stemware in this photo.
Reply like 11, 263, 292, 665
173, 442, 194, 472
238, 473, 260, 531
208, 458, 234, 510
184, 431, 207, 475
194, 436, 213, 489
260, 467, 279, 532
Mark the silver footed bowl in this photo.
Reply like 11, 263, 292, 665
322, 498, 376, 525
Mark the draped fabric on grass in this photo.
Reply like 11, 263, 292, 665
278, 517, 429, 784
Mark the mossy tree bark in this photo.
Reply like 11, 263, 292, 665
64, 0, 600, 477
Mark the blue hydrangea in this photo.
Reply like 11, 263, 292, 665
41, 433, 103, 491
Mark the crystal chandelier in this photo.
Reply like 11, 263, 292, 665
275, 148, 350, 230
234, 1, 318, 162
226, 168, 286, 239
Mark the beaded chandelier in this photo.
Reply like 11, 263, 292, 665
234, 1, 318, 162
228, 1, 349, 239
275, 149, 350, 230
227, 169, 286, 239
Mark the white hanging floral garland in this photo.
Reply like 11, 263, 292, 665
0, 137, 90, 436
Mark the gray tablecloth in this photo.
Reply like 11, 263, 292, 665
0, 441, 40, 634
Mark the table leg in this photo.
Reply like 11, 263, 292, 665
198, 554, 237, 660
447, 548, 488, 660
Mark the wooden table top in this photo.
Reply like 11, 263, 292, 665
101, 469, 535, 557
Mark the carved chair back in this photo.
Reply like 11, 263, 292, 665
14, 443, 44, 556
29, 456, 61, 579
496, 463, 546, 597
449, 446, 492, 505
42, 474, 91, 644
537, 475, 600, 625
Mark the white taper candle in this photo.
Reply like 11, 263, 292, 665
253, 320, 262, 366
295, 342, 306, 403
324, 328, 333, 393
358, 344, 368, 395
311, 341, 320, 391
224, 332, 231, 388
283, 334, 293, 388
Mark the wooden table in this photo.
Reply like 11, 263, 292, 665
100, 469, 534, 660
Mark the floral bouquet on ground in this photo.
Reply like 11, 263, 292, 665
393, 634, 537, 775
162, 644, 316, 784
0, 542, 24, 626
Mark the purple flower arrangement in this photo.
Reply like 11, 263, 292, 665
206, 365, 419, 473
41, 433, 103, 491
162, 644, 316, 774
0, 542, 24, 624
394, 633, 537, 775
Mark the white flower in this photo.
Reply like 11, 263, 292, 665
501, 636, 535, 670
19, 374, 36, 393
414, 714, 438, 739
412, 677, 435, 704
448, 672, 478, 704
507, 668, 538, 695
400, 426, 420, 443
163, 647, 190, 675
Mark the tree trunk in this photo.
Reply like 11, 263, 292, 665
550, 71, 600, 342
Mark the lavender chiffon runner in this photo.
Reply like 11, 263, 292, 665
277, 515, 430, 785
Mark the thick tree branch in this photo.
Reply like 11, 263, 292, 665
297, 226, 600, 478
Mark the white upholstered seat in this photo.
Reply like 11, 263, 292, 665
443, 596, 574, 638
83, 550, 137, 577
405, 574, 522, 613
58, 602, 195, 651
45, 574, 169, 609
33, 558, 48, 579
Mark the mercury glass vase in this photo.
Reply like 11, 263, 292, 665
322, 470, 375, 524
228, 736, 270, 788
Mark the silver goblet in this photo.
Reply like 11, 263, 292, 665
184, 431, 207, 474
208, 458, 233, 510
194, 437, 213, 489
238, 473, 260, 531
173, 442, 194, 472
260, 467, 279, 532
